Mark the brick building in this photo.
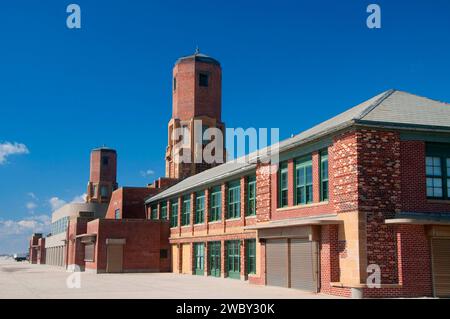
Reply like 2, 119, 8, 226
146, 58, 450, 298
29, 51, 450, 298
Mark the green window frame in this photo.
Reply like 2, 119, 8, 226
295, 157, 313, 205
227, 180, 241, 219
181, 195, 191, 226
278, 162, 288, 208
114, 209, 120, 220
194, 243, 205, 275
195, 191, 205, 224
246, 239, 256, 274
170, 200, 178, 228
208, 241, 221, 277
247, 175, 256, 216
320, 151, 329, 201
426, 144, 450, 199
226, 240, 240, 279
160, 202, 167, 220
209, 186, 222, 222
150, 205, 158, 220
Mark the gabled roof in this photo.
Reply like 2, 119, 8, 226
146, 89, 450, 203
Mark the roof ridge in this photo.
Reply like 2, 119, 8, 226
355, 89, 396, 120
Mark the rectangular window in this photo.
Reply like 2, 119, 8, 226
295, 157, 313, 205
278, 163, 288, 207
447, 158, 450, 197
320, 151, 329, 201
173, 77, 176, 91
182, 196, 191, 226
114, 209, 120, 220
150, 205, 158, 220
226, 240, 241, 279
100, 186, 109, 197
426, 156, 443, 198
208, 241, 221, 277
102, 156, 109, 166
247, 175, 256, 216
195, 192, 205, 224
92, 185, 98, 198
160, 202, 168, 220
199, 73, 208, 87
227, 180, 241, 219
84, 244, 94, 262
194, 243, 205, 275
246, 239, 256, 275
426, 144, 450, 199
209, 186, 222, 222
170, 200, 179, 228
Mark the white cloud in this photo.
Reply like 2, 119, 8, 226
49, 197, 66, 211
140, 169, 155, 177
48, 193, 87, 211
0, 214, 51, 254
71, 193, 87, 203
0, 142, 29, 165
27, 192, 37, 200
26, 202, 37, 210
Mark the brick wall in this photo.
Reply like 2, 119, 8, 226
357, 129, 401, 285
319, 225, 351, 297
85, 219, 170, 273
401, 140, 450, 212
363, 224, 433, 298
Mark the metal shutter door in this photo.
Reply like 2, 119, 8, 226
266, 239, 288, 287
290, 239, 318, 292
432, 238, 450, 297
171, 245, 179, 273
182, 244, 191, 274
106, 245, 123, 273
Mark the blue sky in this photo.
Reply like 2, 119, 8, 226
1, 0, 450, 253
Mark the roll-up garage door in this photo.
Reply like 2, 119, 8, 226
290, 239, 318, 292
432, 238, 450, 297
266, 239, 288, 287
171, 245, 179, 273
181, 244, 191, 274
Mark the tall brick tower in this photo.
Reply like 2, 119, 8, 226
165, 50, 226, 179
86, 147, 118, 203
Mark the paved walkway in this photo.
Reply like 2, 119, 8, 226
0, 259, 341, 299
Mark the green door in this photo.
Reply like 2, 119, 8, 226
209, 241, 221, 277
194, 243, 205, 275
226, 240, 240, 279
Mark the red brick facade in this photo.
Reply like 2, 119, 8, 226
84, 219, 170, 273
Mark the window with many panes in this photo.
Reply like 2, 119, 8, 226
210, 186, 222, 221
150, 205, 158, 220
226, 240, 240, 279
246, 239, 256, 274
426, 144, 450, 199
170, 200, 178, 227
195, 192, 205, 224
247, 175, 256, 216
227, 180, 241, 219
182, 196, 191, 226
278, 162, 288, 208
295, 157, 313, 205
321, 151, 329, 201
160, 202, 167, 220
